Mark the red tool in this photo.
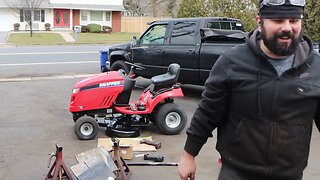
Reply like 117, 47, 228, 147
45, 144, 75, 180
140, 139, 161, 149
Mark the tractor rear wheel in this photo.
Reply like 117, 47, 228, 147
155, 103, 187, 135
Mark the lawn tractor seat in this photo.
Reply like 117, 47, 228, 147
150, 63, 180, 92
114, 73, 136, 106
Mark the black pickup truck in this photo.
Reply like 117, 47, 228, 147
107, 17, 246, 85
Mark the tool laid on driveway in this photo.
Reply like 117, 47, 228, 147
69, 138, 178, 179
126, 162, 178, 166
143, 153, 165, 162
45, 144, 75, 180
140, 139, 161, 149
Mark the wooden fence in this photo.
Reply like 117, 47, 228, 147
121, 16, 170, 33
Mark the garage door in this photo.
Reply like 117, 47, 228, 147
0, 13, 13, 31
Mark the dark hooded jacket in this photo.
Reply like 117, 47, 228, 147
184, 29, 320, 179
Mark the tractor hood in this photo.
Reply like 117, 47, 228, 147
73, 71, 125, 90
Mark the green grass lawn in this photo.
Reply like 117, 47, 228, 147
8, 33, 66, 45
73, 32, 140, 44
8, 32, 140, 45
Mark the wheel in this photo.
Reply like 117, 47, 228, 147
110, 61, 130, 75
155, 103, 187, 135
74, 116, 99, 140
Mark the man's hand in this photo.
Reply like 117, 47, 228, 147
178, 150, 196, 180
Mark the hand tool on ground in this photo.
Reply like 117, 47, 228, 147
126, 162, 178, 166
143, 153, 165, 162
140, 139, 161, 149
45, 144, 75, 180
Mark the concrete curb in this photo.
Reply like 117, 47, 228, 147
0, 73, 97, 82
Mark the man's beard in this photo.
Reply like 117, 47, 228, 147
260, 25, 301, 56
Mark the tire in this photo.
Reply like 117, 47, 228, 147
110, 61, 130, 75
155, 103, 187, 135
74, 116, 99, 140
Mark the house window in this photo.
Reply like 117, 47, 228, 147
25, 10, 31, 22
106, 11, 111, 21
34, 10, 40, 21
19, 9, 45, 22
90, 11, 103, 21
41, 10, 45, 22
19, 9, 24, 22
81, 11, 88, 21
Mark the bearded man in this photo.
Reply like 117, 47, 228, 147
178, 0, 320, 179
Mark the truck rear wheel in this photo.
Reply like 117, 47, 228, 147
155, 103, 187, 135
110, 61, 130, 75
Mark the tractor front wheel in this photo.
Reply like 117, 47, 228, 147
74, 116, 99, 140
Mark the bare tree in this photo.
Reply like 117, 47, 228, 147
125, 0, 173, 17
149, 0, 167, 17
167, 0, 180, 17
5, 0, 44, 37
124, 0, 147, 16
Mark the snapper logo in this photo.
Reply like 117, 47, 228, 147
99, 81, 122, 87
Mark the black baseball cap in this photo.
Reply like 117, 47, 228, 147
259, 0, 304, 19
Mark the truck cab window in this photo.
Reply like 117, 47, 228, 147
207, 22, 220, 29
231, 22, 244, 31
170, 21, 196, 45
220, 22, 231, 30
207, 21, 244, 31
140, 24, 167, 45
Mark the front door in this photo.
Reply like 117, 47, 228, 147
72, 10, 80, 29
132, 23, 168, 78
54, 9, 70, 28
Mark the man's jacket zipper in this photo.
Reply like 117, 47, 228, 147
267, 78, 281, 175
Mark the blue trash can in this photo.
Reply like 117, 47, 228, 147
99, 48, 109, 72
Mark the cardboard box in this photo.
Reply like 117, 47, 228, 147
114, 145, 133, 160
97, 137, 156, 152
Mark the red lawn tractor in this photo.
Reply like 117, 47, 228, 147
69, 63, 187, 140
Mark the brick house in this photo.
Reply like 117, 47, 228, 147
0, 0, 124, 32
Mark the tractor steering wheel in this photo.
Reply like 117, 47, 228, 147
125, 61, 145, 78
125, 61, 145, 70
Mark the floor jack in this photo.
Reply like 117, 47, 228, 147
112, 138, 132, 180
45, 144, 75, 180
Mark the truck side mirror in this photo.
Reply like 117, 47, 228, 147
131, 36, 138, 47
